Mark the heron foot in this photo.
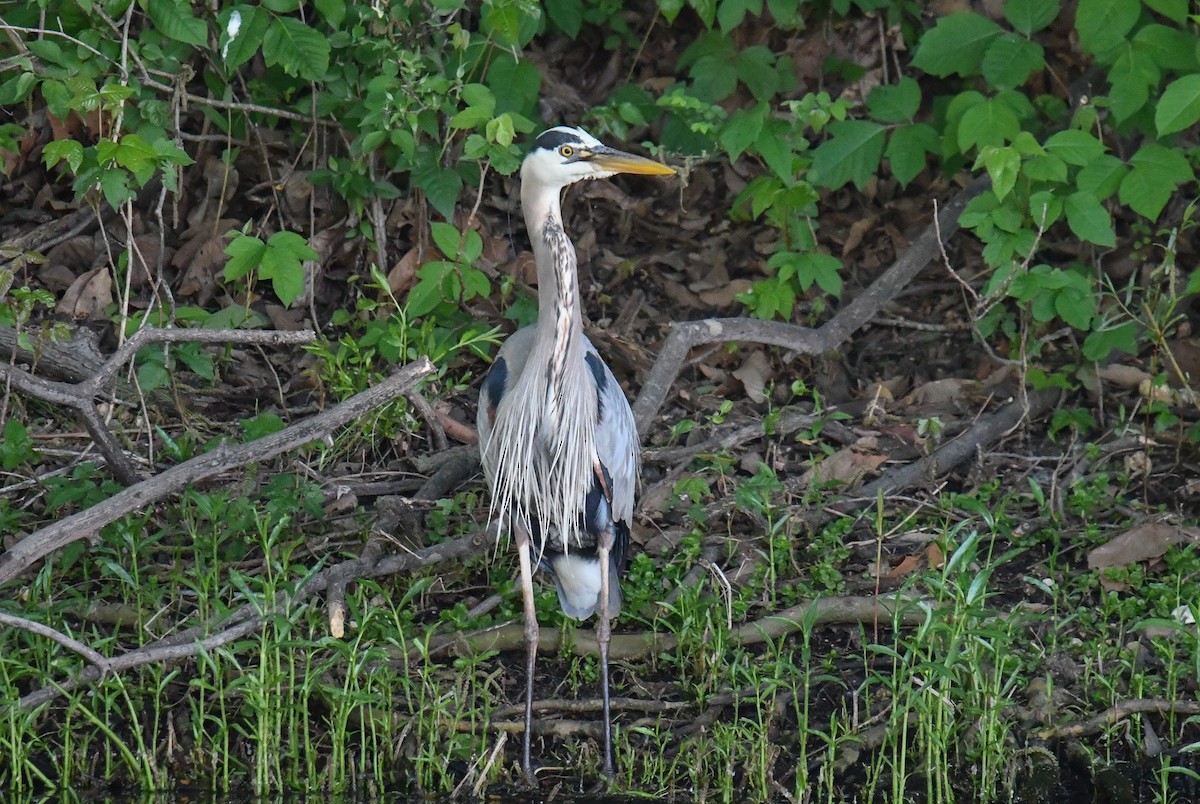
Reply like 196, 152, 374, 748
518, 757, 539, 788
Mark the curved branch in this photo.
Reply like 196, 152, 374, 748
632, 176, 989, 434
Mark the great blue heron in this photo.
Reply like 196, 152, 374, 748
477, 125, 674, 784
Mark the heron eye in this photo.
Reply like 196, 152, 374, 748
559, 145, 574, 158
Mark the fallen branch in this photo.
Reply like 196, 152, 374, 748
0, 326, 318, 484
1038, 698, 1200, 740
0, 356, 435, 587
631, 176, 989, 434
11, 520, 490, 712
426, 593, 928, 663
804, 387, 1061, 527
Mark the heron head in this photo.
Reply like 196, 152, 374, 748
521, 125, 675, 190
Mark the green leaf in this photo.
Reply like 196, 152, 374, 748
219, 6, 269, 70
137, 358, 171, 391
956, 98, 1020, 152
266, 230, 318, 262
721, 104, 768, 162
1155, 74, 1200, 136
1119, 143, 1195, 221
487, 54, 541, 117
793, 252, 842, 297
975, 145, 1021, 201
414, 164, 463, 219
262, 17, 330, 81
224, 234, 267, 282
462, 230, 483, 263
736, 46, 785, 101
145, 0, 208, 47
544, 0, 583, 36
981, 34, 1044, 90
0, 71, 36, 105
257, 231, 316, 307
1142, 0, 1187, 22
1043, 129, 1105, 166
719, 0, 761, 32
1108, 66, 1153, 123
99, 169, 134, 208
1083, 321, 1138, 360
1075, 154, 1127, 199
740, 276, 795, 320
658, 0, 686, 24
1021, 154, 1067, 183
462, 266, 490, 299
912, 13, 1003, 77
885, 123, 938, 187
1004, 0, 1060, 35
689, 50, 739, 102
43, 139, 84, 173
112, 133, 158, 185
431, 221, 462, 259
1, 418, 36, 470
810, 120, 886, 190
1027, 190, 1063, 227
407, 262, 454, 317
689, 0, 717, 27
487, 114, 517, 147
242, 411, 286, 441
314, 0, 346, 27
450, 83, 497, 130
867, 77, 920, 123
754, 118, 794, 181
1133, 24, 1200, 72
482, 1, 528, 47
178, 345, 215, 380
1074, 0, 1139, 57
1063, 191, 1115, 247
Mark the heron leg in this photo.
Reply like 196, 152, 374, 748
597, 528, 615, 779
516, 527, 539, 787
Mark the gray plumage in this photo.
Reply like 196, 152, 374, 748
475, 124, 673, 784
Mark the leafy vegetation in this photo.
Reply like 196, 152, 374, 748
1, 0, 1199, 800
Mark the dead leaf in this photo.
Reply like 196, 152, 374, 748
56, 267, 112, 319
887, 554, 924, 578
1098, 364, 1151, 389
41, 235, 95, 292
901, 377, 977, 409
803, 448, 887, 488
387, 247, 421, 296
841, 214, 878, 256
128, 232, 172, 289
926, 541, 945, 569
697, 279, 753, 308
1087, 522, 1200, 569
732, 350, 772, 404
175, 228, 237, 305
1124, 451, 1151, 477
264, 303, 308, 331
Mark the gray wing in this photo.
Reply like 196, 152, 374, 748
477, 325, 536, 484
478, 326, 637, 523
582, 336, 638, 524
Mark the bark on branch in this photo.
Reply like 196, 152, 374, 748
631, 177, 989, 434
0, 356, 436, 587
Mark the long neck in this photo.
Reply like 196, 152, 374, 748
522, 181, 583, 397
524, 184, 582, 327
